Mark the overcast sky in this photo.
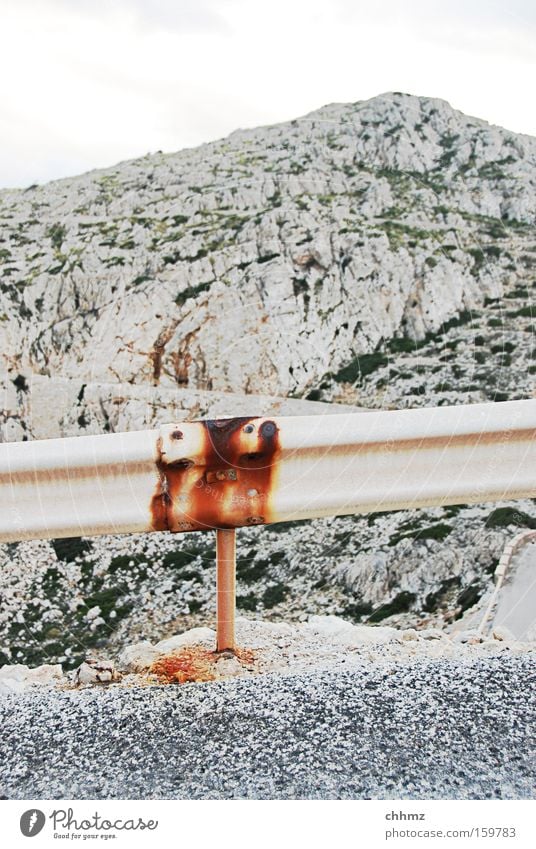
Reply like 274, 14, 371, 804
1, 0, 535, 188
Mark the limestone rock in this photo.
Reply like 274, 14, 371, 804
154, 627, 216, 654
214, 654, 245, 678
0, 93, 534, 441
0, 662, 64, 694
118, 641, 161, 673
304, 615, 399, 645
453, 630, 484, 644
401, 629, 420, 641
419, 628, 447, 640
74, 659, 121, 686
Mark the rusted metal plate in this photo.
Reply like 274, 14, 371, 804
0, 400, 535, 543
152, 401, 536, 533
154, 417, 281, 532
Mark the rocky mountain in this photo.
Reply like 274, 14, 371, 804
0, 92, 535, 669
1, 91, 535, 435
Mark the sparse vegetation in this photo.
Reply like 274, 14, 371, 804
262, 583, 289, 608
389, 523, 453, 547
334, 352, 388, 383
46, 223, 66, 250
368, 591, 416, 623
485, 508, 536, 529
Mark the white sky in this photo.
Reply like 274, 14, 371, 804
1, 0, 535, 188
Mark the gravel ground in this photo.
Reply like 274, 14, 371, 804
1, 653, 534, 800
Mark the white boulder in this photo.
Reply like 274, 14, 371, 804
74, 659, 120, 685
118, 641, 161, 672
0, 662, 64, 694
303, 615, 399, 645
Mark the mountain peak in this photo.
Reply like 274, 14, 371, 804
0, 92, 534, 427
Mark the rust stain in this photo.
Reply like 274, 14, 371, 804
147, 417, 536, 534
150, 416, 281, 533
171, 350, 191, 386
149, 644, 256, 684
229, 646, 255, 665
150, 435, 172, 532
173, 330, 197, 387
150, 646, 216, 684
150, 326, 176, 385
300, 427, 536, 457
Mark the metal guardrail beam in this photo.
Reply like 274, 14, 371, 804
1, 399, 535, 651
1, 400, 535, 543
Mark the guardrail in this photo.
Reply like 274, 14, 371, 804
478, 528, 536, 636
1, 399, 535, 650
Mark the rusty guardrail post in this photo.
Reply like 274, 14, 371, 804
216, 528, 236, 652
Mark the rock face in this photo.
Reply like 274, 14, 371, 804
0, 92, 535, 670
0, 91, 535, 439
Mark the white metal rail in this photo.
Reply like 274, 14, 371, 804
1, 400, 534, 542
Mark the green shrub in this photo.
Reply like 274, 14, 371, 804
237, 593, 258, 611
82, 586, 132, 621
51, 537, 91, 562
485, 507, 536, 529
342, 602, 373, 621
456, 584, 482, 614
368, 591, 416, 622
334, 352, 388, 383
162, 550, 200, 570
424, 576, 460, 612
46, 223, 66, 250
175, 280, 211, 306
262, 583, 289, 608
389, 523, 452, 547
510, 306, 533, 318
